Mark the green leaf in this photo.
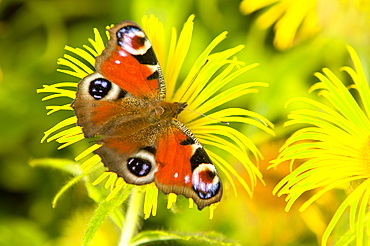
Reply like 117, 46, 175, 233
29, 158, 81, 176
52, 173, 87, 208
82, 186, 132, 246
34, 159, 103, 208
84, 176, 126, 229
130, 230, 240, 246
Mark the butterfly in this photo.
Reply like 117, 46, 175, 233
72, 20, 222, 210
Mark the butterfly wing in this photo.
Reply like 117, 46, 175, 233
155, 120, 222, 210
96, 20, 165, 100
72, 71, 161, 184
89, 116, 223, 210
72, 20, 165, 137
72, 20, 166, 183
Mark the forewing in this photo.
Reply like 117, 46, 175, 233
96, 20, 165, 100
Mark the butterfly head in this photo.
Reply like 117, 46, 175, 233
148, 101, 187, 123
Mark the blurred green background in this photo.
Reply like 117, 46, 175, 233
1, 0, 369, 245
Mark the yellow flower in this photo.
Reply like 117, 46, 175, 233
240, 0, 320, 50
270, 46, 370, 245
38, 15, 273, 219
240, 0, 370, 50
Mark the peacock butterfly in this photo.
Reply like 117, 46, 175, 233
72, 20, 222, 210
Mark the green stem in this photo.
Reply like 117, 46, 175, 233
118, 186, 144, 246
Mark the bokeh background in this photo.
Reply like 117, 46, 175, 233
1, 0, 369, 245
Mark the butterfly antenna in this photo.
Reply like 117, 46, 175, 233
178, 59, 209, 103
184, 108, 230, 125
179, 59, 228, 125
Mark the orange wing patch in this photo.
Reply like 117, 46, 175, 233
155, 127, 193, 189
99, 48, 158, 98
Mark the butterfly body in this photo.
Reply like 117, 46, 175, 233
72, 21, 222, 210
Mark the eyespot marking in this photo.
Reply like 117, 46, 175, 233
89, 78, 111, 100
192, 163, 221, 200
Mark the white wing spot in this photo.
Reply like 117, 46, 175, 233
184, 174, 191, 184
118, 50, 127, 57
